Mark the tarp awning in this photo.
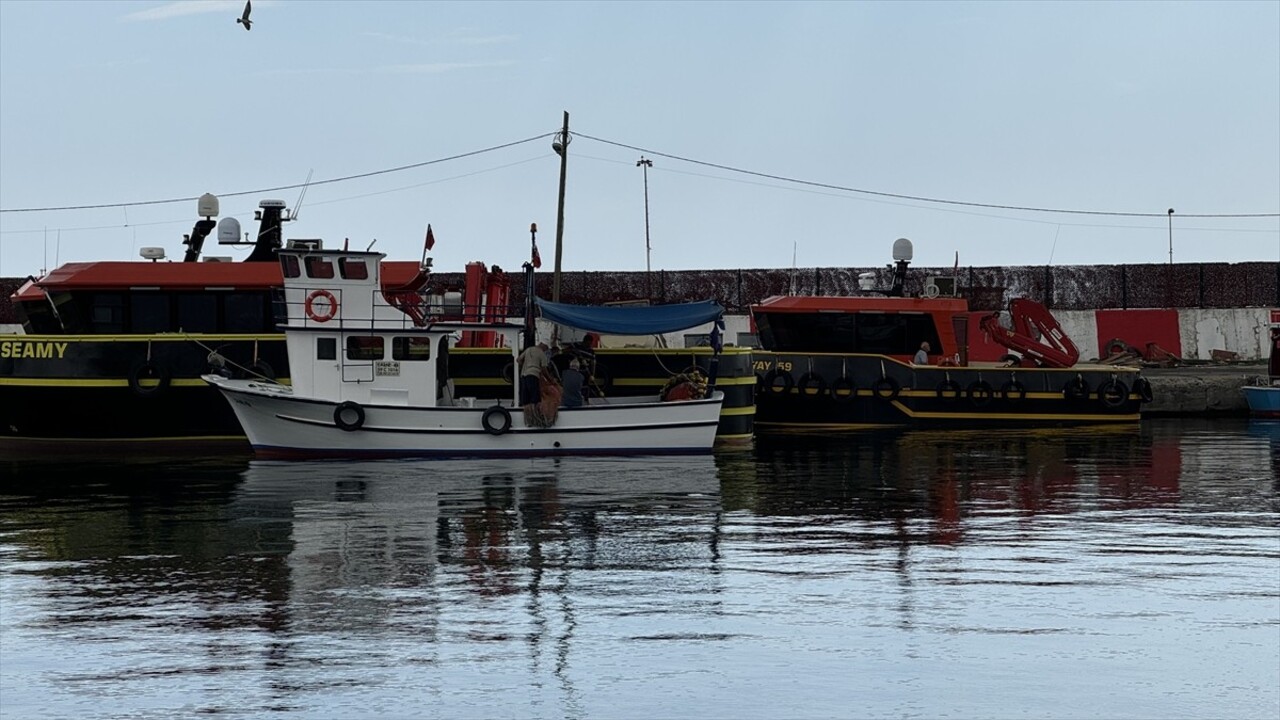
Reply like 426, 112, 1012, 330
535, 299, 724, 335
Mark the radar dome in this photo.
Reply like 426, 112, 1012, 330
217, 217, 243, 245
197, 193, 219, 218
892, 237, 913, 262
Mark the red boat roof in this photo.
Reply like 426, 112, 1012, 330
13, 260, 427, 300
752, 294, 969, 314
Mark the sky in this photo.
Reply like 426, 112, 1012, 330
0, 0, 1277, 279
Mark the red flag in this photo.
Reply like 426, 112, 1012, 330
424, 224, 436, 251
531, 237, 542, 269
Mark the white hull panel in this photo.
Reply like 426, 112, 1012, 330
206, 377, 723, 458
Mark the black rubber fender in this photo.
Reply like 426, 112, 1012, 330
1132, 376, 1154, 403
1097, 379, 1130, 410
936, 379, 962, 401
500, 361, 515, 385
1063, 376, 1090, 401
333, 401, 365, 431
763, 368, 794, 394
967, 381, 995, 408
481, 405, 512, 435
871, 376, 900, 401
128, 359, 171, 398
796, 371, 827, 398
829, 376, 857, 403
1000, 380, 1027, 402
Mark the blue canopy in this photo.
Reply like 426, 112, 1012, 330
535, 298, 724, 335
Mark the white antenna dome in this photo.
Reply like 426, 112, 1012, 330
259, 199, 287, 209
892, 237, 913, 262
139, 246, 166, 261
197, 193, 219, 218
217, 217, 243, 245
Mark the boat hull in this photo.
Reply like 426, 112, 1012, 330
1242, 385, 1280, 417
752, 352, 1146, 429
206, 377, 725, 458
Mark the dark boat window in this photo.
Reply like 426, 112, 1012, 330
392, 336, 432, 361
317, 337, 337, 360
281, 255, 301, 279
130, 294, 170, 333
347, 335, 383, 360
88, 293, 125, 333
223, 293, 266, 332
305, 256, 335, 279
177, 293, 218, 333
16, 300, 59, 334
339, 258, 368, 280
755, 311, 939, 355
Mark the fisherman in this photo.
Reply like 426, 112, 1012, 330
913, 341, 931, 365
561, 359, 586, 408
517, 341, 550, 407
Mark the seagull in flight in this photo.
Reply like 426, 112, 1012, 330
236, 0, 252, 31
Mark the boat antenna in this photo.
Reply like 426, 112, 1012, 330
366, 239, 377, 251
789, 241, 797, 295
290, 169, 314, 221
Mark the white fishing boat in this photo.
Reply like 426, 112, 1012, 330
203, 245, 725, 458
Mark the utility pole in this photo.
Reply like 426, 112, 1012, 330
552, 111, 570, 302
637, 156, 653, 301
1167, 208, 1174, 264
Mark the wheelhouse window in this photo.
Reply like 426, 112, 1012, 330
339, 258, 369, 280
130, 294, 170, 333
223, 293, 267, 332
280, 255, 301, 279
317, 337, 337, 360
177, 294, 218, 333
755, 311, 940, 355
346, 335, 384, 360
305, 256, 335, 279
88, 293, 125, 333
392, 336, 432, 361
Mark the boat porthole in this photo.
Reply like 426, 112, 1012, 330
333, 401, 365, 431
481, 405, 512, 435
128, 359, 171, 398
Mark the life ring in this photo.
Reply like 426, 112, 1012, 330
1097, 379, 1130, 410
871, 376, 900, 401
1062, 376, 1090, 401
829, 376, 857, 403
128, 359, 171, 398
333, 401, 365, 431
1000, 380, 1027, 402
763, 368, 794, 394
247, 359, 275, 380
967, 381, 995, 408
1132, 376, 1154, 403
796, 371, 827, 398
305, 289, 339, 323
936, 380, 962, 402
481, 405, 512, 435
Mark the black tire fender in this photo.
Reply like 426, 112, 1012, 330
1097, 379, 1130, 410
871, 376, 900, 401
1063, 376, 1090, 401
762, 368, 794, 394
247, 359, 275, 380
936, 379, 962, 401
481, 405, 512, 435
967, 380, 995, 408
1133, 376, 1154, 403
128, 359, 171, 398
829, 376, 857, 403
333, 401, 365, 431
1000, 380, 1027, 402
796, 371, 827, 398
500, 361, 515, 385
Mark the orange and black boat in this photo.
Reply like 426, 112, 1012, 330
749, 239, 1153, 429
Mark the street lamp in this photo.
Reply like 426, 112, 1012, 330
637, 156, 653, 301
1167, 208, 1174, 264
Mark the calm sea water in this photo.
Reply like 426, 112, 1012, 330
1, 418, 1277, 720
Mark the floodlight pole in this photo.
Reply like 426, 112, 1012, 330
637, 156, 653, 301
1167, 208, 1174, 264
552, 111, 570, 302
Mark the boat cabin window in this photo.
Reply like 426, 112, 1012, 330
755, 311, 941, 355
346, 335, 384, 360
317, 337, 337, 360
392, 336, 432, 361
305, 256, 335, 280
130, 294, 169, 333
223, 293, 267, 332
281, 255, 301, 279
339, 258, 369, 280
177, 294, 218, 333
89, 293, 125, 333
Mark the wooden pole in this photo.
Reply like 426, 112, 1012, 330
552, 111, 569, 302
